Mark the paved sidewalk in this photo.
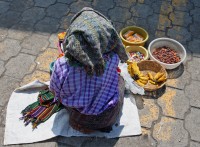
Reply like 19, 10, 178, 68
0, 0, 200, 146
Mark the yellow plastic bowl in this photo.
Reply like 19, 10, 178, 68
126, 46, 149, 62
120, 26, 149, 46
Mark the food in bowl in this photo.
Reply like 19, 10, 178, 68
123, 30, 144, 43
152, 46, 181, 64
148, 38, 186, 69
127, 62, 167, 88
126, 46, 149, 63
128, 51, 145, 62
120, 26, 149, 46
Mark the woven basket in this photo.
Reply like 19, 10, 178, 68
137, 60, 168, 91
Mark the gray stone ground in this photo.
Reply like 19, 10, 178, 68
0, 0, 199, 146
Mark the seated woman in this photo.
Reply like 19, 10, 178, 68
21, 7, 128, 133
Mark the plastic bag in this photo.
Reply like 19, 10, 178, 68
118, 62, 144, 95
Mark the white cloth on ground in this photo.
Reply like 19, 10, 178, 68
4, 80, 142, 145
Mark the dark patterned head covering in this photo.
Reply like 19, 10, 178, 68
63, 7, 128, 76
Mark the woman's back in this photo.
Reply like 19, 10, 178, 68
50, 53, 120, 115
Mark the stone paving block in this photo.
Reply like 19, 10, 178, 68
47, 3, 69, 19
0, 39, 21, 61
131, 3, 153, 18
70, 1, 92, 13
147, 30, 164, 45
35, 0, 56, 7
20, 49, 39, 56
190, 141, 200, 147
0, 1, 9, 15
138, 0, 156, 4
187, 57, 200, 81
138, 98, 159, 128
0, 76, 20, 107
9, 141, 57, 147
126, 17, 149, 31
0, 11, 21, 28
146, 33, 156, 46
34, 17, 60, 34
185, 80, 200, 108
190, 22, 200, 39
8, 22, 33, 40
113, 21, 124, 33
5, 53, 36, 79
36, 48, 58, 72
191, 0, 200, 7
166, 70, 190, 90
0, 61, 5, 76
158, 87, 189, 119
190, 7, 200, 23
59, 13, 75, 30
97, 10, 110, 19
185, 108, 200, 142
20, 70, 50, 86
57, 0, 75, 4
49, 33, 58, 49
185, 48, 192, 62
153, 117, 188, 147
172, 0, 193, 11
57, 128, 156, 147
93, 0, 115, 12
108, 7, 131, 23
22, 7, 45, 24
152, 1, 173, 16
57, 136, 89, 147
21, 34, 49, 55
1, 107, 5, 126
188, 39, 200, 57
169, 11, 192, 27
114, 0, 136, 8
0, 127, 4, 146
114, 128, 155, 147
0, 28, 8, 42
167, 26, 191, 44
57, 28, 66, 33
155, 31, 166, 38
75, 128, 155, 147
148, 14, 171, 32
10, 0, 34, 12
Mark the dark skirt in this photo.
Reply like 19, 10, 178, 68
66, 76, 125, 132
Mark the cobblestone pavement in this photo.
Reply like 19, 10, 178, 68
0, 0, 199, 147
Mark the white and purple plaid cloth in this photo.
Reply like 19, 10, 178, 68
50, 53, 119, 115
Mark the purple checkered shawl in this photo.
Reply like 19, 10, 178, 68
50, 53, 119, 115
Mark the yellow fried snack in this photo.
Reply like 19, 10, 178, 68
147, 71, 166, 85
127, 62, 141, 78
136, 80, 145, 87
139, 75, 149, 81
126, 60, 133, 65
147, 72, 154, 81
157, 74, 167, 82
154, 72, 164, 81
138, 79, 148, 85
131, 62, 140, 75
149, 80, 157, 85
